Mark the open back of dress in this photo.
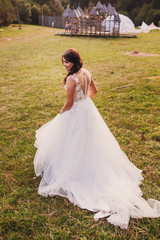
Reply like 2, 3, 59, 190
72, 74, 91, 102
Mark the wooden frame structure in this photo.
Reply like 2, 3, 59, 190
62, 2, 121, 36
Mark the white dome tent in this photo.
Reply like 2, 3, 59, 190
102, 14, 140, 34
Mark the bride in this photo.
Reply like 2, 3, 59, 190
34, 48, 160, 229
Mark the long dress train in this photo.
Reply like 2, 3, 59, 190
34, 74, 160, 229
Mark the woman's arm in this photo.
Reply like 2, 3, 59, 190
60, 76, 76, 114
89, 77, 97, 98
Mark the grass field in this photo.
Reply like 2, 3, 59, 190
0, 25, 160, 240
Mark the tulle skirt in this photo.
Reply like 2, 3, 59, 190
34, 97, 160, 229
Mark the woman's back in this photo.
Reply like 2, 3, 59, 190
73, 68, 91, 95
71, 69, 92, 102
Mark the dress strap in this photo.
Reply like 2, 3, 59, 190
84, 76, 87, 96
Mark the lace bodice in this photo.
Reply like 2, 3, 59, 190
72, 74, 91, 102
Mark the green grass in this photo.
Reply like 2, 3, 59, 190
0, 25, 160, 240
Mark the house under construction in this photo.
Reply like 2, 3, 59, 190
62, 1, 121, 36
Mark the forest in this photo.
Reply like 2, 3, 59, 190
0, 0, 160, 27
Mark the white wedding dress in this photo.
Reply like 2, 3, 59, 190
34, 73, 160, 229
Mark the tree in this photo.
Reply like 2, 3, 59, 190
152, 9, 160, 25
0, 0, 16, 26
31, 4, 41, 24
61, 0, 70, 9
69, 0, 87, 9
135, 3, 152, 25
17, 0, 31, 23
52, 0, 64, 15
152, 0, 160, 9
34, 0, 64, 15
15, 0, 21, 29
42, 3, 51, 16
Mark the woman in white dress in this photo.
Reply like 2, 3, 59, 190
34, 48, 160, 229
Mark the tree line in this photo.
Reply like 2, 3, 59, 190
0, 0, 160, 27
0, 0, 64, 26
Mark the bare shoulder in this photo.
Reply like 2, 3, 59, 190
66, 75, 76, 84
66, 75, 76, 87
81, 68, 92, 77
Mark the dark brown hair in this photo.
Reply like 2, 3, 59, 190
62, 48, 83, 84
